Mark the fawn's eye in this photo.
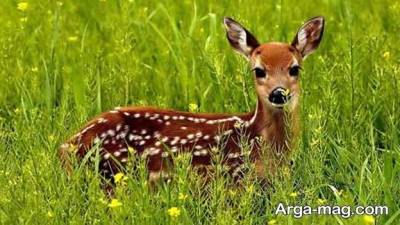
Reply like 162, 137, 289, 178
253, 68, 266, 78
289, 66, 301, 76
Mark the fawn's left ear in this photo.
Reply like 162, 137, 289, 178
291, 16, 325, 59
224, 17, 260, 58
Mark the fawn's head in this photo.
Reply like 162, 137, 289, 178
224, 16, 324, 111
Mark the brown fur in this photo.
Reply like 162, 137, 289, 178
59, 16, 324, 188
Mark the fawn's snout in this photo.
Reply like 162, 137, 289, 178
268, 87, 291, 107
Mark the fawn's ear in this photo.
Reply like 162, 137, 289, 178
224, 17, 259, 58
291, 16, 325, 58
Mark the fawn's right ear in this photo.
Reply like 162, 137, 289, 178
224, 17, 259, 58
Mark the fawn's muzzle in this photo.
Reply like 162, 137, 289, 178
268, 87, 291, 107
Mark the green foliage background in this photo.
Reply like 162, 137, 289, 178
0, 0, 399, 224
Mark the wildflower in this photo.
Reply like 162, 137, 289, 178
114, 173, 124, 183
20, 17, 28, 23
167, 207, 181, 218
31, 67, 38, 72
99, 198, 107, 205
210, 147, 219, 153
383, 51, 390, 60
247, 184, 254, 193
108, 199, 122, 208
282, 166, 290, 177
47, 211, 54, 218
17, 2, 29, 12
67, 144, 78, 153
178, 193, 188, 201
289, 192, 298, 198
67, 36, 78, 42
234, 121, 243, 129
362, 215, 375, 225
228, 189, 237, 197
335, 189, 343, 196
317, 198, 327, 204
283, 88, 290, 96
113, 172, 127, 185
188, 103, 198, 112
268, 219, 277, 225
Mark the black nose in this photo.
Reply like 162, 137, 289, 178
268, 87, 289, 105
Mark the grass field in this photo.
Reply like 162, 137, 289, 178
0, 0, 399, 224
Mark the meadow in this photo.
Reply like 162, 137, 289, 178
0, 0, 399, 224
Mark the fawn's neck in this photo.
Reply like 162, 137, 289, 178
250, 95, 298, 153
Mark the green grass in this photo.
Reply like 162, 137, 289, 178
0, 0, 399, 224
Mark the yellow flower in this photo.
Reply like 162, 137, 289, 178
20, 17, 28, 23
317, 198, 327, 204
234, 121, 243, 129
383, 51, 390, 60
228, 189, 237, 197
283, 88, 290, 96
66, 144, 78, 153
362, 215, 375, 225
114, 172, 124, 183
67, 36, 78, 42
99, 198, 107, 205
31, 67, 38, 72
178, 193, 188, 201
188, 103, 198, 112
47, 211, 54, 218
167, 207, 181, 218
247, 184, 254, 193
113, 172, 127, 184
210, 147, 219, 153
289, 192, 298, 198
282, 166, 290, 177
108, 199, 122, 208
17, 2, 29, 12
268, 219, 277, 225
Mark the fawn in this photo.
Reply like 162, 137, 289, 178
60, 16, 324, 187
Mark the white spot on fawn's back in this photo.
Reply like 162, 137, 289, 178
171, 146, 178, 153
116, 124, 122, 131
148, 147, 161, 156
161, 137, 169, 142
107, 129, 116, 136
103, 152, 111, 159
